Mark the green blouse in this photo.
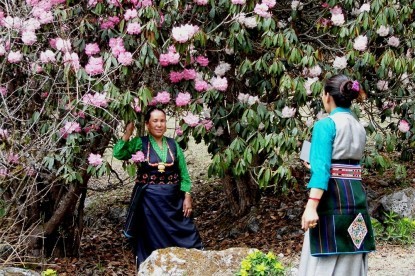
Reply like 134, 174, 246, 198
112, 136, 192, 192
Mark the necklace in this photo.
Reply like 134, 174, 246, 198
147, 137, 175, 173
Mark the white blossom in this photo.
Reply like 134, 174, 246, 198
332, 56, 347, 69
353, 35, 368, 51
376, 25, 389, 37
376, 80, 389, 91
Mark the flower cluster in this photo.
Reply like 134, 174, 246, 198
281, 106, 296, 118
131, 150, 145, 163
172, 24, 199, 43
237, 250, 285, 276
88, 153, 103, 167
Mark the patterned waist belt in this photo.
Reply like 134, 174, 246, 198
330, 164, 362, 180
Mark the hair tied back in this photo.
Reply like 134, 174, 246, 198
352, 80, 360, 92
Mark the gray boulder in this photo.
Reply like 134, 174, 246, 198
379, 187, 415, 219
0, 268, 40, 276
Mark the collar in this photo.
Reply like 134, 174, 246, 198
330, 107, 351, 116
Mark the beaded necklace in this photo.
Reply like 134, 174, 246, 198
147, 136, 175, 173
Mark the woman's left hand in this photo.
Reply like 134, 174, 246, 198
183, 193, 193, 218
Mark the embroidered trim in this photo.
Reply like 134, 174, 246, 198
347, 213, 368, 249
330, 164, 361, 180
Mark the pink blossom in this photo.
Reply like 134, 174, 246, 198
0, 86, 7, 96
201, 119, 213, 131
194, 79, 209, 92
159, 51, 180, 66
88, 0, 98, 7
49, 38, 57, 49
26, 0, 40, 6
60, 121, 81, 138
82, 92, 108, 108
117, 51, 134, 66
169, 71, 184, 83
40, 50, 56, 63
262, 0, 276, 8
88, 153, 103, 166
330, 5, 343, 15
308, 65, 322, 77
124, 9, 138, 20
175, 126, 183, 136
398, 120, 410, 133
38, 11, 54, 24
0, 167, 8, 177
63, 52, 80, 71
131, 151, 145, 163
183, 69, 197, 80
172, 24, 199, 43
131, 97, 141, 112
388, 36, 400, 47
154, 91, 171, 104
281, 106, 296, 118
109, 37, 125, 57
85, 43, 100, 56
126, 22, 142, 35
21, 31, 37, 45
100, 16, 120, 29
0, 128, 8, 139
22, 18, 41, 32
196, 55, 209, 66
211, 76, 228, 91
85, 56, 104, 76
107, 0, 121, 7
137, 0, 153, 8
2, 16, 23, 30
194, 0, 208, 5
175, 92, 191, 106
353, 35, 368, 51
7, 51, 23, 64
183, 113, 200, 127
159, 54, 170, 66
0, 44, 5, 56
231, 0, 246, 4
254, 4, 271, 18
56, 38, 72, 52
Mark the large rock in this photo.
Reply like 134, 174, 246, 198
379, 188, 415, 219
0, 267, 40, 276
138, 247, 254, 276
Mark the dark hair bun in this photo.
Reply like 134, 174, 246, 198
340, 80, 359, 101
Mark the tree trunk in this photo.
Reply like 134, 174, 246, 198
222, 173, 259, 217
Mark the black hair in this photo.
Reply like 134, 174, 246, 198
324, 74, 360, 108
144, 106, 166, 123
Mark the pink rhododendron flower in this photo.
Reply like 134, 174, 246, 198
38, 11, 54, 24
183, 113, 200, 127
40, 50, 56, 63
124, 9, 138, 20
398, 120, 410, 133
169, 71, 184, 83
131, 97, 141, 112
7, 51, 23, 63
330, 5, 342, 15
0, 86, 7, 96
194, 0, 208, 5
194, 79, 209, 92
183, 69, 197, 80
137, 0, 153, 8
175, 92, 191, 106
154, 91, 171, 104
304, 77, 318, 95
196, 55, 209, 66
88, 0, 98, 7
376, 25, 389, 37
0, 167, 8, 177
281, 106, 296, 118
175, 127, 183, 136
22, 18, 41, 31
56, 38, 72, 52
172, 24, 199, 43
331, 13, 345, 26
376, 80, 388, 91
254, 4, 271, 18
85, 43, 100, 56
117, 51, 134, 66
21, 31, 37, 45
211, 76, 228, 91
262, 0, 276, 8
88, 153, 103, 166
109, 37, 125, 57
63, 52, 80, 71
308, 65, 322, 77
2, 16, 23, 29
231, 0, 246, 4
85, 56, 104, 76
107, 0, 121, 7
332, 56, 347, 69
0, 44, 6, 56
100, 16, 120, 29
200, 119, 213, 131
60, 121, 81, 138
82, 92, 108, 108
126, 22, 142, 34
0, 128, 8, 139
214, 62, 231, 76
131, 151, 145, 163
388, 36, 400, 47
26, 0, 40, 6
353, 35, 368, 51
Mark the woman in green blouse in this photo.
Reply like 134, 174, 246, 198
113, 107, 202, 268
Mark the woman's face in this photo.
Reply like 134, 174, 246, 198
146, 110, 167, 139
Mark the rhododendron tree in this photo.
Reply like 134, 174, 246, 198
0, 0, 414, 259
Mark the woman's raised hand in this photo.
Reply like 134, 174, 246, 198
122, 122, 135, 141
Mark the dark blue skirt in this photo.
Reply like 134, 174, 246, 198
125, 183, 203, 266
